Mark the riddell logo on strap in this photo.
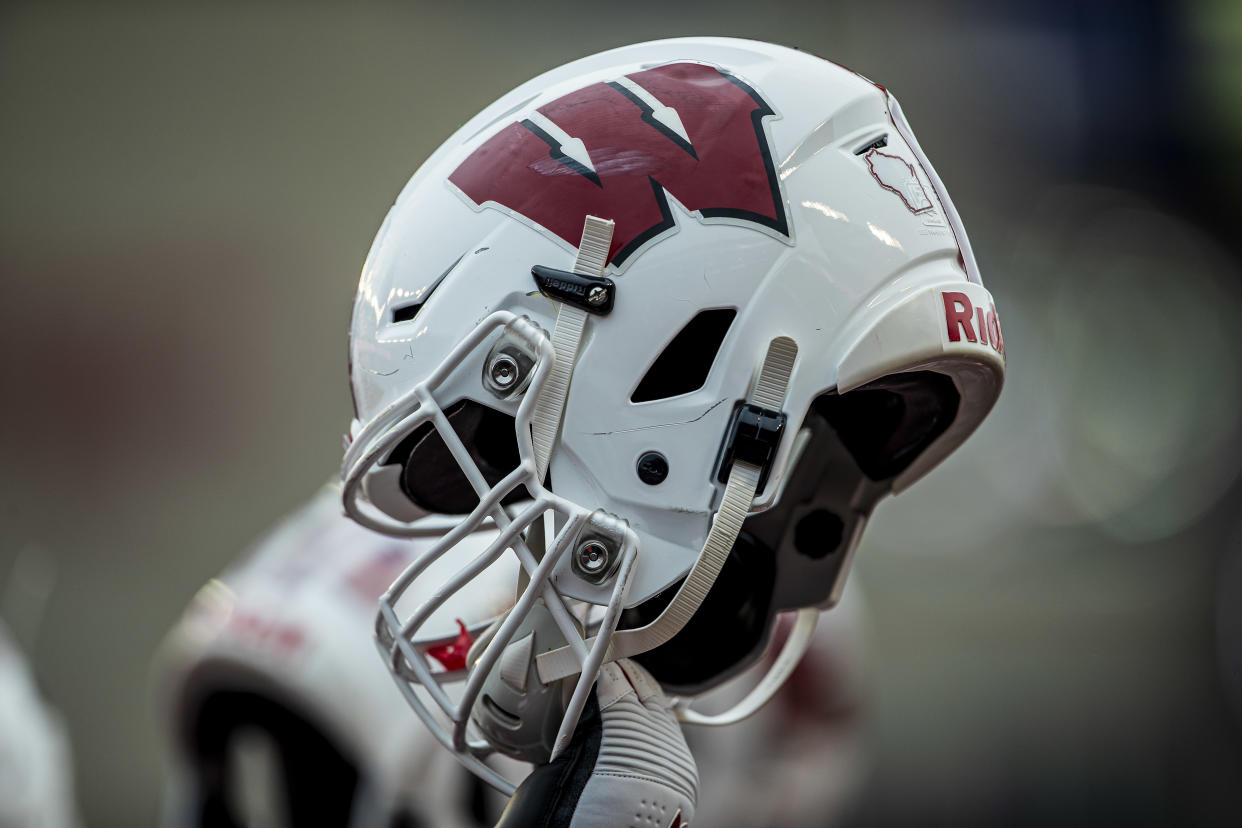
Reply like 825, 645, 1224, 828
449, 62, 788, 268
942, 291, 1004, 357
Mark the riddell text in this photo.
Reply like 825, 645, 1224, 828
942, 291, 1005, 356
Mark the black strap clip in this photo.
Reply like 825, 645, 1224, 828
714, 403, 787, 493
531, 265, 615, 315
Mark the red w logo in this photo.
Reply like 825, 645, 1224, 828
449, 62, 788, 267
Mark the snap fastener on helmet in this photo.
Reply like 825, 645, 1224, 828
636, 451, 669, 485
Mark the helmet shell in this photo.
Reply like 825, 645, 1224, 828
347, 37, 1004, 605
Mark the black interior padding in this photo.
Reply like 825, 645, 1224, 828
385, 399, 525, 514
814, 371, 959, 480
631, 308, 737, 403
189, 690, 360, 828
793, 509, 844, 560
622, 532, 776, 695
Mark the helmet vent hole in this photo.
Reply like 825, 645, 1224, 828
391, 303, 422, 323
854, 134, 888, 155
390, 253, 464, 323
480, 695, 521, 730
631, 308, 737, 403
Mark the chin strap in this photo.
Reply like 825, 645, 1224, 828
536, 335, 799, 685
531, 216, 615, 481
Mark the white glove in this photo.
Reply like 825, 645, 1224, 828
495, 659, 698, 827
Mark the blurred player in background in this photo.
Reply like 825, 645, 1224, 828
157, 485, 512, 827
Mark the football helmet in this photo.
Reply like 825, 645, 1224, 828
156, 484, 518, 827
341, 37, 1004, 789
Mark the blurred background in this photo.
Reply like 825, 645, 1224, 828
3, 0, 1241, 825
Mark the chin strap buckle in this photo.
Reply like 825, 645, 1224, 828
715, 403, 787, 495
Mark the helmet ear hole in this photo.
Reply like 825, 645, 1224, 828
793, 509, 844, 560
385, 400, 525, 515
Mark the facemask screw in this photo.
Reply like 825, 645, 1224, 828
573, 539, 612, 581
587, 285, 608, 307
487, 353, 520, 390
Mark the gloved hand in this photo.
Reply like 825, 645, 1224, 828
494, 659, 697, 827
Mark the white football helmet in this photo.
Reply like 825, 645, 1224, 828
156, 485, 518, 827
341, 37, 1005, 790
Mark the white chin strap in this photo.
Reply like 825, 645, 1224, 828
535, 335, 800, 688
